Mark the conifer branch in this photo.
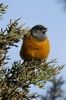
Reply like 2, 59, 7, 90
0, 3, 8, 19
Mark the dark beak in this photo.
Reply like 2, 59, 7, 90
42, 28, 48, 33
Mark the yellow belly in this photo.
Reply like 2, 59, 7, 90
20, 36, 50, 60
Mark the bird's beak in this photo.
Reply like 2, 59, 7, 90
45, 28, 48, 31
42, 28, 48, 33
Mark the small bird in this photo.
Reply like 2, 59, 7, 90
20, 25, 50, 61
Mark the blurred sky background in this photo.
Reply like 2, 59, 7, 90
0, 0, 66, 99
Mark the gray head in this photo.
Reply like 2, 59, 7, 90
30, 25, 48, 41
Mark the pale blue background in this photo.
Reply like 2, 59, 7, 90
0, 0, 66, 99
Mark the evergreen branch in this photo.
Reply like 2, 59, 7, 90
0, 3, 8, 19
0, 60, 64, 99
0, 18, 28, 66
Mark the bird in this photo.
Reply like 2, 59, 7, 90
20, 25, 50, 61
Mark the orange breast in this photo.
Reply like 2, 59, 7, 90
20, 36, 50, 60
